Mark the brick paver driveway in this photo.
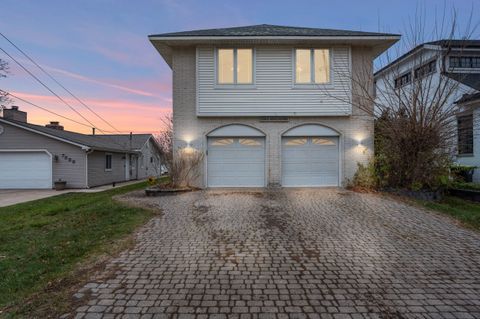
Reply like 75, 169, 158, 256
73, 189, 480, 319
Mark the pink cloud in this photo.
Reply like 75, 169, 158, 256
9, 57, 164, 98
11, 91, 171, 134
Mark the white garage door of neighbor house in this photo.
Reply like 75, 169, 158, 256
0, 151, 52, 189
282, 136, 339, 187
207, 137, 265, 187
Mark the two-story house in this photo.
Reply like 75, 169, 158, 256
150, 24, 399, 188
374, 40, 480, 181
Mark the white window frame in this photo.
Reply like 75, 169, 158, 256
293, 48, 333, 87
215, 48, 255, 88
105, 153, 112, 171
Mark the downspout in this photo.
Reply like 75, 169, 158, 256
85, 148, 94, 188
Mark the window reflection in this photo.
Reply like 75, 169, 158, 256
285, 138, 307, 146
218, 49, 234, 84
295, 49, 330, 84
218, 48, 253, 84
312, 137, 335, 145
314, 49, 330, 83
296, 49, 311, 83
237, 49, 253, 84
239, 138, 261, 146
211, 138, 234, 146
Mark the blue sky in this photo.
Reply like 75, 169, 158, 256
0, 0, 478, 133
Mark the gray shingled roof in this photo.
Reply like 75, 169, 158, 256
445, 73, 480, 91
92, 134, 154, 151
426, 40, 480, 48
149, 24, 399, 38
0, 118, 152, 153
456, 92, 480, 104
375, 39, 480, 76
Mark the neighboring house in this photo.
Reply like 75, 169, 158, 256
374, 40, 480, 181
149, 24, 399, 188
0, 106, 162, 189
455, 92, 480, 181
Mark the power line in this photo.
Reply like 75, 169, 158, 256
0, 32, 121, 133
0, 45, 131, 149
1, 90, 160, 135
1, 90, 113, 131
1, 90, 144, 150
0, 45, 100, 130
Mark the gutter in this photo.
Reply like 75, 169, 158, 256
148, 35, 401, 41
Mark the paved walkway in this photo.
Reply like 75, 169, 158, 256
0, 180, 145, 207
72, 189, 480, 319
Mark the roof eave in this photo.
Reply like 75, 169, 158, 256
90, 147, 139, 154
0, 118, 91, 150
149, 35, 401, 66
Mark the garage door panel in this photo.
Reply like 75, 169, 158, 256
282, 136, 339, 187
0, 152, 52, 189
208, 151, 264, 161
207, 137, 265, 187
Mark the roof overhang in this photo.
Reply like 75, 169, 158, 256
0, 118, 91, 150
0, 118, 141, 154
149, 35, 401, 68
374, 43, 480, 78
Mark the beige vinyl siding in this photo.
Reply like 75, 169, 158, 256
0, 123, 87, 188
196, 46, 352, 116
87, 151, 126, 187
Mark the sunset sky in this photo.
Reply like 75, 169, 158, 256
0, 0, 478, 134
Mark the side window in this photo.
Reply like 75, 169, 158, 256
457, 114, 474, 155
394, 72, 412, 88
105, 154, 112, 171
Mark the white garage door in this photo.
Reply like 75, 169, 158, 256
282, 136, 339, 187
207, 137, 265, 187
0, 151, 52, 189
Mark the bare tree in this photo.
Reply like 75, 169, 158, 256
155, 112, 173, 172
168, 149, 204, 188
0, 58, 11, 106
325, 6, 479, 190
155, 112, 203, 188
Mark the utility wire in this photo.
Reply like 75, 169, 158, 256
0, 46, 99, 130
2, 91, 158, 135
1, 91, 143, 151
1, 90, 113, 131
0, 46, 130, 149
0, 32, 121, 133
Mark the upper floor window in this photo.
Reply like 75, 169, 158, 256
217, 48, 253, 84
457, 114, 474, 155
414, 59, 437, 79
450, 56, 480, 69
394, 72, 411, 88
295, 49, 330, 84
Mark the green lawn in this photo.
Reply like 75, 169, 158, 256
421, 196, 480, 231
0, 181, 159, 317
